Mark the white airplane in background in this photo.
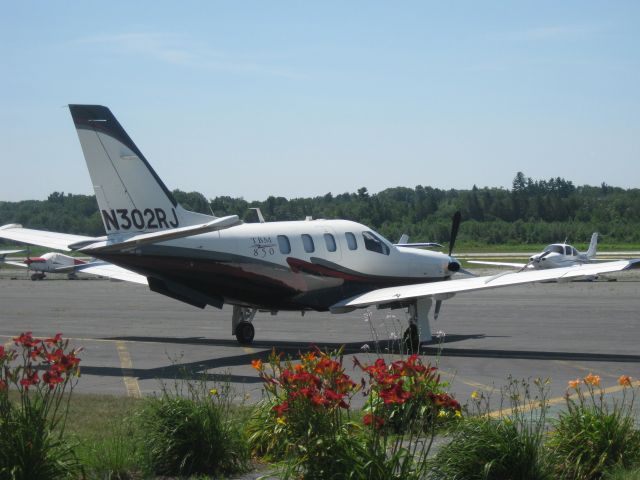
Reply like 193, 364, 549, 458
0, 249, 147, 283
5, 251, 87, 280
0, 247, 148, 283
468, 233, 600, 270
0, 105, 638, 346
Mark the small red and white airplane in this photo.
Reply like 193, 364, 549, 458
0, 105, 637, 345
468, 233, 600, 270
0, 249, 146, 282
4, 251, 87, 280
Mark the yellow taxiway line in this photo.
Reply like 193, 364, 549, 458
488, 380, 640, 418
115, 341, 142, 399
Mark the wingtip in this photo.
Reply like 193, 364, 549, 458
0, 223, 22, 230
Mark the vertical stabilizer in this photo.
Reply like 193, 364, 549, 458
68, 105, 215, 236
586, 232, 598, 258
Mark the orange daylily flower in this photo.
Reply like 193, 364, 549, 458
584, 373, 601, 387
251, 359, 263, 370
567, 378, 581, 389
618, 375, 632, 387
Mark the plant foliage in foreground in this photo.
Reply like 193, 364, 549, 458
549, 374, 640, 480
252, 348, 461, 479
430, 377, 553, 480
0, 332, 82, 480
138, 376, 249, 477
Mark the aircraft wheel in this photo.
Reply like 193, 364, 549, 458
235, 321, 255, 344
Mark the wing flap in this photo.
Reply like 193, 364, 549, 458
331, 259, 640, 312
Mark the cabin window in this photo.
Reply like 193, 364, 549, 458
277, 235, 291, 254
324, 233, 337, 252
545, 245, 564, 254
301, 234, 315, 253
362, 231, 390, 255
345, 232, 358, 250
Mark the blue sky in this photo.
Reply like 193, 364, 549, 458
1, 1, 638, 202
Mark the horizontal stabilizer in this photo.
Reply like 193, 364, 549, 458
78, 215, 241, 253
0, 224, 99, 252
75, 262, 148, 284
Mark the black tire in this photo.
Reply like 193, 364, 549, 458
235, 321, 255, 344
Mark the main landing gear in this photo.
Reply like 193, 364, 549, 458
402, 294, 454, 352
30, 273, 46, 281
232, 306, 257, 344
403, 298, 434, 352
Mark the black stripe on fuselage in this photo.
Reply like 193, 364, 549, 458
88, 246, 442, 311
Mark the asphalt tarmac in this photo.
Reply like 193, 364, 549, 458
1, 269, 639, 409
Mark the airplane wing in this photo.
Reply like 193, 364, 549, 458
3, 261, 28, 268
0, 249, 26, 257
330, 259, 640, 312
467, 260, 529, 268
0, 224, 100, 252
74, 261, 148, 284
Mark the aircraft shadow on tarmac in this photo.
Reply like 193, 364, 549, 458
75, 334, 640, 385
79, 334, 487, 384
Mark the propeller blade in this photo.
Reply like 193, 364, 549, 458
457, 268, 476, 277
448, 211, 461, 256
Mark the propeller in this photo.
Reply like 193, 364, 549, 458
518, 249, 552, 272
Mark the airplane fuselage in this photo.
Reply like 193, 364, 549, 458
530, 244, 591, 269
24, 252, 85, 273
92, 219, 459, 311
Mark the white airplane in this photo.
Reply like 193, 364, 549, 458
468, 233, 600, 270
0, 105, 637, 346
0, 248, 148, 283
4, 251, 87, 280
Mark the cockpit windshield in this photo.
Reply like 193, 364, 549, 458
362, 231, 391, 255
543, 245, 564, 254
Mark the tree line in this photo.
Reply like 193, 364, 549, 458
1, 173, 639, 247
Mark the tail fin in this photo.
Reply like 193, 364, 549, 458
69, 105, 215, 235
586, 232, 598, 258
